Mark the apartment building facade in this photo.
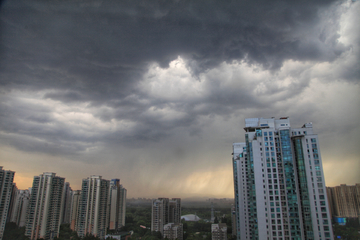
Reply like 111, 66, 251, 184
233, 117, 333, 240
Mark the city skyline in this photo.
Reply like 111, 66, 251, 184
1, 0, 359, 198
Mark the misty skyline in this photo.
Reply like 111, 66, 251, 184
0, 0, 359, 198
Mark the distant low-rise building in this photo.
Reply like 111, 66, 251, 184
327, 184, 360, 219
163, 223, 183, 240
181, 214, 201, 222
105, 231, 131, 240
211, 223, 227, 240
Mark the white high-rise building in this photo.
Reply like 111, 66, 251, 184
151, 198, 181, 236
151, 198, 169, 235
163, 223, 183, 240
212, 223, 227, 240
76, 175, 109, 239
25, 172, 65, 240
119, 185, 127, 228
232, 117, 333, 240
10, 189, 31, 227
6, 183, 17, 223
70, 190, 81, 231
61, 182, 72, 224
0, 167, 15, 240
107, 180, 127, 230
169, 198, 181, 224
108, 179, 121, 230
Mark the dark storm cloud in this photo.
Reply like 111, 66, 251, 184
0, 0, 358, 156
1, 0, 348, 89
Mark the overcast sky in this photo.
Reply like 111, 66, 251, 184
0, 0, 359, 198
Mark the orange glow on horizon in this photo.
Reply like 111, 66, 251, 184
13, 174, 33, 190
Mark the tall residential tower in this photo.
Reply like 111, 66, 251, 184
9, 189, 31, 227
151, 198, 181, 236
25, 172, 65, 240
0, 167, 15, 240
232, 117, 333, 240
76, 175, 110, 239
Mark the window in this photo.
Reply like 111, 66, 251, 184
311, 138, 316, 143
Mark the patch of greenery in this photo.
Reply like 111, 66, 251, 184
2, 222, 29, 240
333, 218, 360, 240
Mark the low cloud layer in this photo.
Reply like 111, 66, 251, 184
0, 0, 359, 197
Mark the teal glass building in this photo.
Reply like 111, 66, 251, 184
232, 117, 333, 240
